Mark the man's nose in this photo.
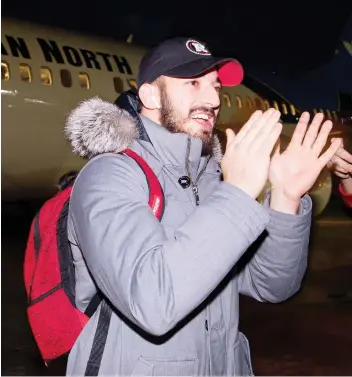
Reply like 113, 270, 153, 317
200, 86, 220, 109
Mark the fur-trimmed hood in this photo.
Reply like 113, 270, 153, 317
64, 94, 223, 164
65, 97, 139, 158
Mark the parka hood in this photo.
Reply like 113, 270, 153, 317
64, 91, 223, 164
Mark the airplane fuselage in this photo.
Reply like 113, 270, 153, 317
2, 18, 350, 216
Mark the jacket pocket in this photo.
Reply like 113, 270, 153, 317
131, 356, 198, 376
233, 332, 254, 376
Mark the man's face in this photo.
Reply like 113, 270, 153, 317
156, 69, 221, 156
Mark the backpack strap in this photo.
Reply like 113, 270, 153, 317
83, 148, 165, 318
84, 149, 164, 376
123, 148, 165, 220
84, 292, 102, 318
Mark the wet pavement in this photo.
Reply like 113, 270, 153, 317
2, 200, 352, 376
240, 298, 352, 375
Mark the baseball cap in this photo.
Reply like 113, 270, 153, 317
137, 37, 244, 88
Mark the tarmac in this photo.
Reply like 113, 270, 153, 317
2, 196, 352, 376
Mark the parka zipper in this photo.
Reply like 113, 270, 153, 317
185, 137, 212, 373
185, 138, 211, 206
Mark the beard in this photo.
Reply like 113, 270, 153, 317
158, 83, 216, 156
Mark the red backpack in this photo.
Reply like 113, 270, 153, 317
23, 149, 165, 368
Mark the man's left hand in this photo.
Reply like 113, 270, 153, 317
268, 112, 342, 210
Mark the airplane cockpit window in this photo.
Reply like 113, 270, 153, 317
114, 77, 124, 93
61, 69, 72, 88
127, 79, 137, 90
223, 93, 231, 107
281, 102, 288, 115
1, 61, 10, 81
40, 67, 52, 85
79, 72, 90, 90
235, 95, 242, 108
19, 64, 32, 83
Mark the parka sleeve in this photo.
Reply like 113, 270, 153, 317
238, 191, 312, 302
70, 154, 270, 336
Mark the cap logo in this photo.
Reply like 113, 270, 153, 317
186, 40, 211, 56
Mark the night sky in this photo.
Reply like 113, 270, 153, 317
2, 1, 352, 75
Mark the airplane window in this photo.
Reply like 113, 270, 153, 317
281, 102, 288, 115
272, 101, 279, 111
61, 69, 72, 88
40, 67, 52, 85
255, 97, 262, 110
19, 64, 32, 83
127, 79, 137, 90
289, 104, 296, 116
235, 96, 242, 108
246, 97, 253, 110
1, 61, 10, 81
79, 72, 90, 90
263, 100, 270, 110
114, 77, 124, 93
223, 93, 231, 107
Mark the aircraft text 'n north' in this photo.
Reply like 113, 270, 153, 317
1, 35, 133, 75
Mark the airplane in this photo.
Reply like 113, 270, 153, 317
2, 18, 351, 217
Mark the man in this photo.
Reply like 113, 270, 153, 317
64, 37, 341, 376
328, 140, 352, 208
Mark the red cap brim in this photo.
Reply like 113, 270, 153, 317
218, 60, 244, 87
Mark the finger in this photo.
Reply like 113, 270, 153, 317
287, 112, 310, 149
261, 122, 283, 156
302, 112, 325, 148
330, 162, 350, 174
235, 110, 263, 143
327, 155, 338, 170
330, 162, 351, 177
311, 119, 333, 155
329, 154, 352, 173
225, 128, 236, 150
333, 155, 352, 172
319, 139, 343, 168
331, 137, 344, 149
336, 168, 351, 175
272, 138, 281, 158
245, 109, 281, 148
335, 171, 351, 179
337, 147, 352, 164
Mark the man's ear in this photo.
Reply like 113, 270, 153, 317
138, 83, 160, 109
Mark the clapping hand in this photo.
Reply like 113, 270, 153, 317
268, 112, 342, 213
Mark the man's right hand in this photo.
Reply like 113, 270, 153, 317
221, 108, 282, 199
